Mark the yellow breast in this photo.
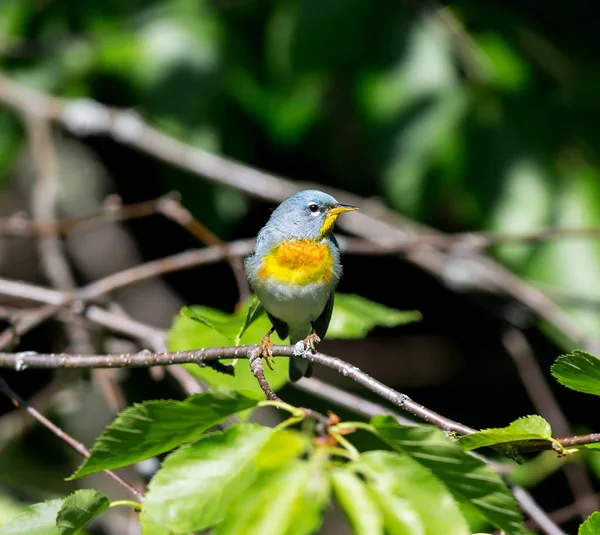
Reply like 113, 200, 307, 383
258, 239, 334, 286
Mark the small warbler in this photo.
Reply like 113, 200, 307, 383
244, 190, 357, 381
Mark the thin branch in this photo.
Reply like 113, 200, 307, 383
0, 374, 144, 501
0, 194, 166, 237
248, 350, 281, 402
294, 377, 417, 426
156, 195, 250, 305
1, 344, 598, 451
512, 486, 568, 535
503, 328, 599, 518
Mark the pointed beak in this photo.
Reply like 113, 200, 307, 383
328, 203, 358, 217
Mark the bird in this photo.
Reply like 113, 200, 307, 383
244, 190, 358, 381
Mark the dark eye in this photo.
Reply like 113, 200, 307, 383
308, 203, 319, 213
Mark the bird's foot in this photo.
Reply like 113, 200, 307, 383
293, 332, 321, 358
257, 332, 275, 370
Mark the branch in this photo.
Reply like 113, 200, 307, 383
1, 343, 598, 451
503, 328, 599, 517
0, 374, 144, 501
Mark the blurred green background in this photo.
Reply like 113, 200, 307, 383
1, 0, 600, 533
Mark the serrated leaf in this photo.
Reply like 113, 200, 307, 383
55, 490, 109, 535
458, 416, 552, 451
331, 468, 384, 535
356, 451, 469, 535
0, 499, 63, 535
327, 294, 421, 339
70, 387, 260, 479
580, 511, 600, 535
372, 415, 525, 535
141, 424, 281, 533
215, 455, 329, 535
551, 350, 600, 396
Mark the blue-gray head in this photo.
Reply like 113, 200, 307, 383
258, 190, 357, 246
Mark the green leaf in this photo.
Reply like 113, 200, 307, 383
551, 350, 600, 396
69, 387, 260, 479
372, 415, 525, 535
55, 490, 109, 535
215, 455, 329, 535
331, 468, 384, 535
236, 297, 265, 344
0, 499, 63, 535
181, 305, 240, 342
356, 451, 469, 535
141, 424, 305, 534
580, 511, 600, 535
327, 294, 421, 339
458, 416, 552, 451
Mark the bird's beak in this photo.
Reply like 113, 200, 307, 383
328, 204, 358, 216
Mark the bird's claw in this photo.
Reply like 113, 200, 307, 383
258, 335, 275, 370
293, 332, 321, 358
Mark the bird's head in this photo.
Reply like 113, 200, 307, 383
267, 190, 358, 241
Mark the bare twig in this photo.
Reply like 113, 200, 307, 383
0, 194, 166, 237
0, 374, 144, 501
512, 486, 568, 535
294, 377, 416, 426
248, 350, 281, 402
1, 343, 598, 451
156, 195, 250, 305
503, 329, 599, 518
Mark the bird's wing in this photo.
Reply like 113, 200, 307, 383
266, 311, 289, 340
313, 291, 334, 340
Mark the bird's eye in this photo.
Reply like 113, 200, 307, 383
308, 203, 319, 214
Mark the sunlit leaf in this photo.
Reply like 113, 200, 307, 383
0, 499, 62, 535
327, 294, 421, 339
215, 455, 329, 535
141, 425, 307, 534
579, 511, 600, 535
356, 451, 469, 535
56, 490, 109, 535
372, 415, 525, 535
69, 387, 260, 479
551, 350, 600, 396
458, 415, 552, 450
331, 468, 383, 535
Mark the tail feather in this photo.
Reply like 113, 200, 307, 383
289, 326, 313, 382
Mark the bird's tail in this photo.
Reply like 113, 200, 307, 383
288, 327, 313, 382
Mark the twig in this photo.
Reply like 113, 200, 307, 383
26, 115, 126, 413
248, 350, 281, 402
156, 195, 250, 305
294, 377, 416, 426
0, 194, 167, 237
1, 343, 598, 451
503, 328, 598, 517
0, 374, 144, 501
512, 486, 568, 535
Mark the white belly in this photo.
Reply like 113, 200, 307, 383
255, 281, 331, 331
